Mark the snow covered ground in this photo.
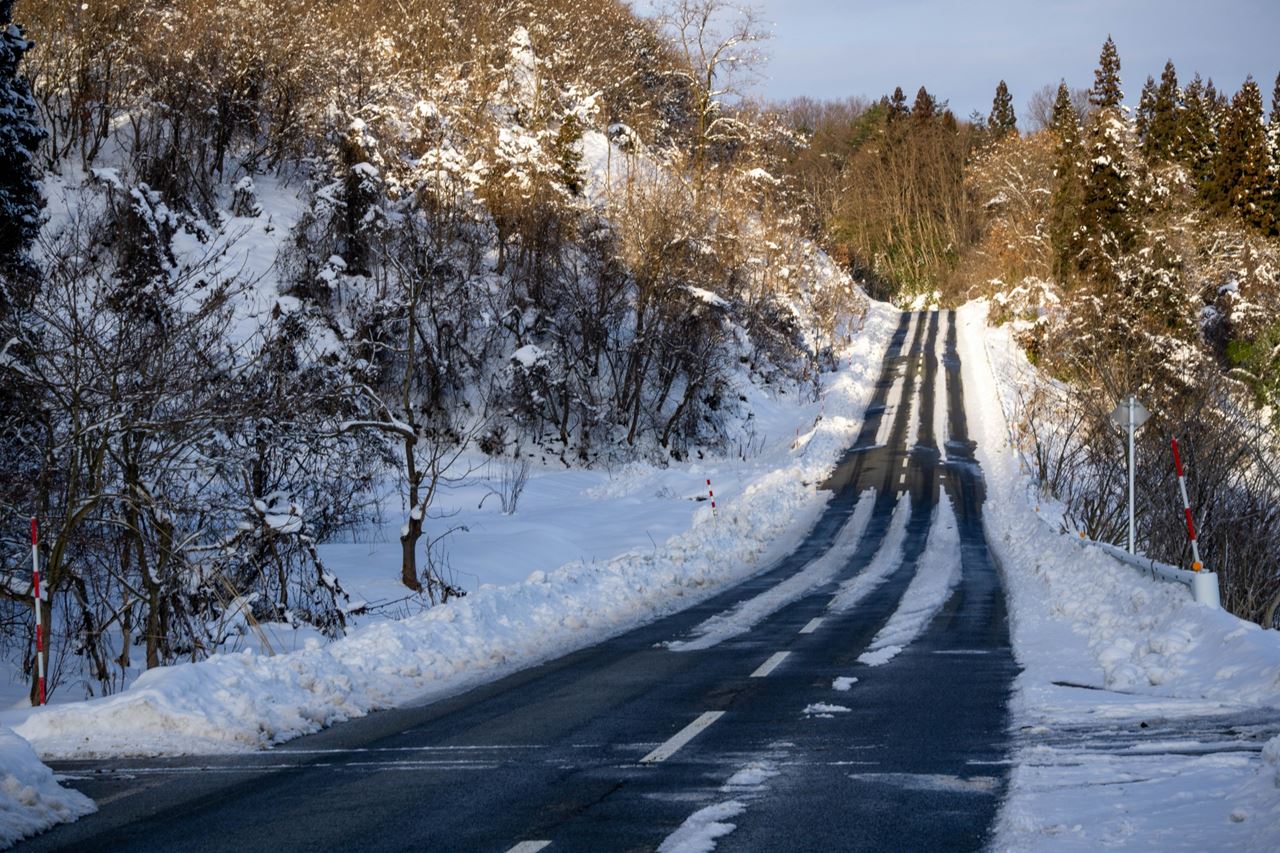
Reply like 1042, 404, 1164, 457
959, 302, 1280, 853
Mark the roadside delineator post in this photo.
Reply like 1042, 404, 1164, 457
30, 517, 46, 705
705, 479, 718, 521
1170, 438, 1203, 572
1109, 395, 1151, 555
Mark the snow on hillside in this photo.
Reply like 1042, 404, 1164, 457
958, 302, 1280, 852
4, 304, 897, 759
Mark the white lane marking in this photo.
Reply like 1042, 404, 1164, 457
899, 472, 906, 485
507, 843, 552, 853
799, 618, 824, 634
901, 457, 908, 468
640, 711, 725, 764
750, 651, 791, 678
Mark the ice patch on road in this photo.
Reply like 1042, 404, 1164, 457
857, 494, 962, 666
666, 489, 878, 652
722, 761, 779, 790
803, 703, 851, 716
849, 772, 999, 794
828, 493, 911, 612
658, 800, 746, 853
832, 676, 859, 691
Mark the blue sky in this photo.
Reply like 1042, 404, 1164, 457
643, 1, 1280, 120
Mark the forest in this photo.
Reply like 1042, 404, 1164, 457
0, 0, 1278, 706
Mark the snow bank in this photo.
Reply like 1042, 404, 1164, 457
957, 301, 1280, 851
15, 305, 900, 759
957, 302, 1280, 715
0, 727, 94, 848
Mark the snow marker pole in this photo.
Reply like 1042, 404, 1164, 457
31, 517, 46, 705
1127, 396, 1136, 555
1170, 438, 1203, 572
705, 479, 718, 521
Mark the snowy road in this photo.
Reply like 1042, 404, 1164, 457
25, 312, 1019, 852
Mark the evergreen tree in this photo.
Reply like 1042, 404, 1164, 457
888, 86, 909, 121
1078, 37, 1135, 283
1177, 74, 1217, 190
1089, 36, 1123, 109
911, 85, 936, 123
1049, 81, 1085, 283
0, 0, 46, 304
1212, 76, 1271, 231
1266, 71, 1280, 230
988, 80, 1017, 136
1145, 60, 1181, 162
1050, 81, 1077, 136
1135, 76, 1156, 145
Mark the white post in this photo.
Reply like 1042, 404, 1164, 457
1127, 396, 1136, 555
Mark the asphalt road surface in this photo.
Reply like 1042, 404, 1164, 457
26, 310, 1018, 852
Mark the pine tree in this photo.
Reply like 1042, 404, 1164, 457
1078, 37, 1135, 283
1265, 71, 1280, 232
1050, 81, 1077, 136
988, 80, 1016, 137
1049, 81, 1085, 283
888, 86, 909, 121
0, 0, 46, 304
1135, 76, 1156, 146
1177, 74, 1216, 191
1212, 76, 1271, 231
911, 85, 936, 123
1145, 60, 1180, 162
1089, 36, 1123, 109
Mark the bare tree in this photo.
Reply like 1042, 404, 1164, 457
656, 0, 769, 183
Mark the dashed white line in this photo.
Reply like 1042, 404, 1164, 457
750, 651, 791, 678
640, 711, 725, 764
507, 842, 552, 853
800, 618, 824, 634
899, 472, 907, 485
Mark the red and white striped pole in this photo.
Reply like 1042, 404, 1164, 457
705, 479, 718, 521
1170, 439, 1203, 572
30, 517, 46, 705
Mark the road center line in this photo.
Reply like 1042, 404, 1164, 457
800, 618, 824, 634
750, 651, 791, 677
640, 711, 725, 764
507, 842, 552, 853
